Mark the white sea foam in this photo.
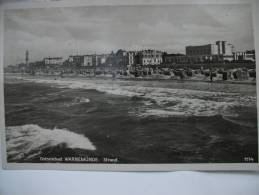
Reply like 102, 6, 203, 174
142, 109, 185, 117
6, 124, 96, 160
79, 97, 90, 103
64, 97, 90, 107
21, 77, 256, 117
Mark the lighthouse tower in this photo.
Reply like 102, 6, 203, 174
25, 50, 29, 66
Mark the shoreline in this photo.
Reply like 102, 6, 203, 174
4, 72, 256, 85
116, 76, 256, 85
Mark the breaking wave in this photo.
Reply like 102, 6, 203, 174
21, 77, 256, 117
6, 124, 96, 161
64, 97, 90, 107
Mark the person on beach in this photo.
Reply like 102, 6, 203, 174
210, 69, 213, 82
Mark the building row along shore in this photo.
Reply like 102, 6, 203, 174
5, 40, 256, 82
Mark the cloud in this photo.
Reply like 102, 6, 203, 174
4, 4, 254, 66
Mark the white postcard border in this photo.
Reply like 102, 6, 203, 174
0, 0, 258, 171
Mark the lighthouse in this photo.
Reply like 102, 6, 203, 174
25, 50, 29, 66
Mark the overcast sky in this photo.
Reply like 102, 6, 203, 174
4, 4, 254, 66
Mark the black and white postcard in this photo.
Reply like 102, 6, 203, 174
1, 0, 258, 171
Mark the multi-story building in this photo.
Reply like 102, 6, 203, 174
216, 41, 233, 56
100, 50, 137, 68
185, 41, 234, 63
105, 49, 131, 67
136, 49, 163, 66
44, 57, 63, 66
186, 44, 218, 56
216, 41, 235, 61
105, 51, 116, 67
29, 60, 45, 69
68, 54, 108, 66
164, 53, 190, 64
234, 50, 256, 62
115, 49, 128, 67
96, 54, 108, 66
68, 55, 84, 66
127, 51, 137, 66
83, 55, 93, 66
244, 50, 256, 61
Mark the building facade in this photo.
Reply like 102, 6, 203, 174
127, 51, 137, 66
216, 41, 234, 61
115, 49, 128, 67
186, 44, 218, 56
68, 54, 108, 66
96, 54, 108, 66
185, 41, 234, 63
164, 53, 190, 64
83, 55, 93, 66
234, 50, 256, 62
44, 57, 63, 66
137, 49, 163, 66
68, 55, 84, 66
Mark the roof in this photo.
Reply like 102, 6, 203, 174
44, 57, 62, 60
165, 53, 185, 57
186, 44, 212, 48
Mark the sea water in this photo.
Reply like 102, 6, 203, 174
4, 75, 258, 163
